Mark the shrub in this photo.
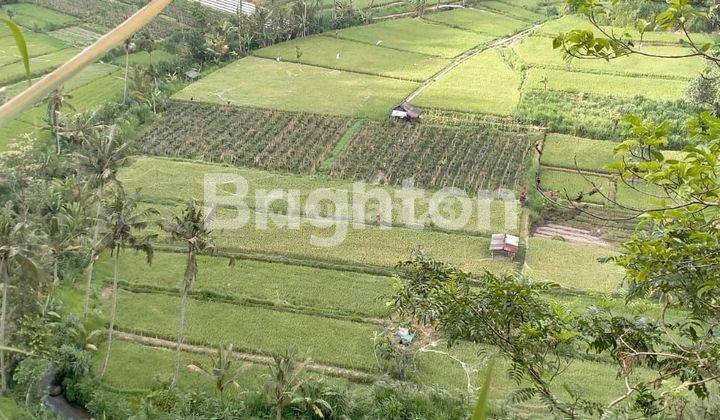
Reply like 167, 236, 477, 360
516, 90, 699, 149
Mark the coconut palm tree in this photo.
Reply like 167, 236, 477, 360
160, 201, 214, 389
0, 203, 42, 394
72, 127, 128, 317
97, 188, 155, 380
46, 88, 73, 154
122, 37, 135, 104
44, 201, 86, 285
58, 110, 105, 148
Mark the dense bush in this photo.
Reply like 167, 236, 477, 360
330, 121, 540, 192
515, 90, 698, 148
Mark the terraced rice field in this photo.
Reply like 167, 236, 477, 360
329, 17, 493, 58
539, 168, 614, 205
173, 57, 419, 119
515, 36, 703, 79
96, 251, 393, 318
253, 36, 451, 82
523, 67, 688, 100
524, 237, 625, 293
48, 25, 102, 47
412, 49, 522, 115
147, 203, 515, 274
541, 133, 619, 173
0, 3, 77, 31
119, 157, 520, 235
424, 7, 529, 37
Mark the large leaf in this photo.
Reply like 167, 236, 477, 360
471, 359, 495, 420
0, 17, 30, 86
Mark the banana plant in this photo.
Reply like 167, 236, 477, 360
0, 16, 30, 86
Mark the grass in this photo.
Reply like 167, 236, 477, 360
148, 203, 515, 274
523, 67, 689, 101
98, 340, 353, 394
472, 1, 547, 22
318, 119, 367, 174
253, 36, 451, 82
98, 340, 273, 393
65, 70, 124, 110
540, 168, 613, 205
329, 18, 493, 58
615, 180, 668, 211
415, 341, 643, 413
515, 36, 703, 79
48, 25, 101, 47
95, 251, 393, 318
0, 3, 77, 31
0, 119, 37, 151
173, 56, 419, 120
541, 133, 619, 173
524, 237, 625, 293
0, 396, 31, 420
107, 290, 381, 371
413, 49, 521, 115
0, 31, 70, 67
119, 156, 520, 236
424, 8, 529, 37
0, 47, 80, 86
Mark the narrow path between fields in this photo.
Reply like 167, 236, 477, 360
405, 22, 543, 103
113, 330, 382, 384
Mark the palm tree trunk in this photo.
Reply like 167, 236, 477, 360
53, 252, 59, 285
171, 249, 195, 389
99, 245, 120, 380
83, 185, 104, 317
123, 48, 130, 103
0, 258, 9, 394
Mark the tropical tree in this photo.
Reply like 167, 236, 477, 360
31, 179, 87, 285
160, 201, 214, 389
72, 127, 128, 317
59, 110, 105, 148
0, 203, 42, 394
122, 37, 135, 104
96, 188, 155, 379
187, 343, 245, 400
265, 351, 306, 420
46, 88, 73, 154
134, 31, 155, 69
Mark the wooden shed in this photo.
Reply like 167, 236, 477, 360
391, 102, 422, 122
489, 233, 519, 260
184, 69, 202, 81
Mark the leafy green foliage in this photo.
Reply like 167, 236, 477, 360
137, 101, 353, 174
329, 120, 538, 193
0, 16, 31, 85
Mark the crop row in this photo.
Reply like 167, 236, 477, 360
329, 122, 539, 193
137, 101, 354, 174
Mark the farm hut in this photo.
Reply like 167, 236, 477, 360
184, 69, 202, 81
489, 233, 519, 260
391, 102, 422, 122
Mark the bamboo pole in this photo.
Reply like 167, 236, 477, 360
0, 0, 173, 125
